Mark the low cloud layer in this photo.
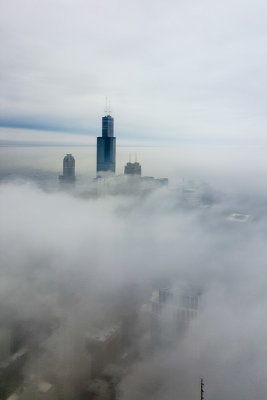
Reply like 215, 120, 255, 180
0, 175, 267, 399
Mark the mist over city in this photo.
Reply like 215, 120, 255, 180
1, 1, 267, 400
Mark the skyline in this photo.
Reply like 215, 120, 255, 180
1, 0, 267, 145
1, 1, 267, 399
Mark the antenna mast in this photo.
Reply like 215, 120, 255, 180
201, 378, 204, 400
108, 97, 112, 115
104, 96, 108, 115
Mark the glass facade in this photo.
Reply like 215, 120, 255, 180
97, 115, 116, 174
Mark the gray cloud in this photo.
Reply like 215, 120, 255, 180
1, 0, 267, 142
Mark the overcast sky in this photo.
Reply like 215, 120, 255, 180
1, 0, 267, 143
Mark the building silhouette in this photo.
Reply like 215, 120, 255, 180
150, 285, 200, 345
124, 161, 141, 176
59, 154, 75, 183
97, 114, 116, 175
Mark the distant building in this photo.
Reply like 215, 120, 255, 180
227, 213, 251, 223
124, 162, 141, 176
59, 154, 75, 183
150, 284, 200, 345
6, 381, 58, 400
86, 323, 121, 377
141, 176, 168, 187
97, 114, 116, 175
0, 328, 12, 364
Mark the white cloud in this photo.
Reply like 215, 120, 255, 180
0, 178, 267, 398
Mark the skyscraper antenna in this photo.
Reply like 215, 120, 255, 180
200, 378, 204, 400
108, 97, 112, 115
135, 152, 137, 162
129, 153, 132, 163
104, 96, 108, 115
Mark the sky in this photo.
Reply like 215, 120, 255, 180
1, 2, 267, 398
1, 0, 267, 144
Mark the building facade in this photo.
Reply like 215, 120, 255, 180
97, 115, 116, 175
59, 154, 75, 182
150, 285, 200, 345
124, 162, 141, 176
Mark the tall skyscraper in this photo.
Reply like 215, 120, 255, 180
96, 114, 116, 175
59, 154, 75, 182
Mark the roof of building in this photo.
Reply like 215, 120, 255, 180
86, 322, 121, 343
227, 213, 251, 222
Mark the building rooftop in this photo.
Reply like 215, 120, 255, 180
227, 213, 251, 222
86, 323, 121, 343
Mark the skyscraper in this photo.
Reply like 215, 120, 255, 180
96, 114, 116, 175
124, 161, 141, 176
150, 285, 200, 345
59, 154, 75, 182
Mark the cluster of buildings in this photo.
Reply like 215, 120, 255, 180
58, 112, 252, 226
59, 112, 168, 187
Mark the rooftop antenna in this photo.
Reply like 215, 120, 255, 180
129, 153, 132, 163
104, 96, 108, 115
200, 378, 204, 400
135, 152, 137, 162
108, 97, 112, 115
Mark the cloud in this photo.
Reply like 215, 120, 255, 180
0, 173, 267, 398
1, 0, 267, 142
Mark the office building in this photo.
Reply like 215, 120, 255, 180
97, 114, 116, 175
86, 323, 121, 377
59, 154, 75, 183
124, 162, 141, 176
150, 284, 200, 345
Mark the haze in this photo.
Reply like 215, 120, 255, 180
1, 1, 267, 400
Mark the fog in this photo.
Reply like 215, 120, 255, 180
2, 139, 267, 191
0, 144, 267, 399
1, 0, 267, 397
